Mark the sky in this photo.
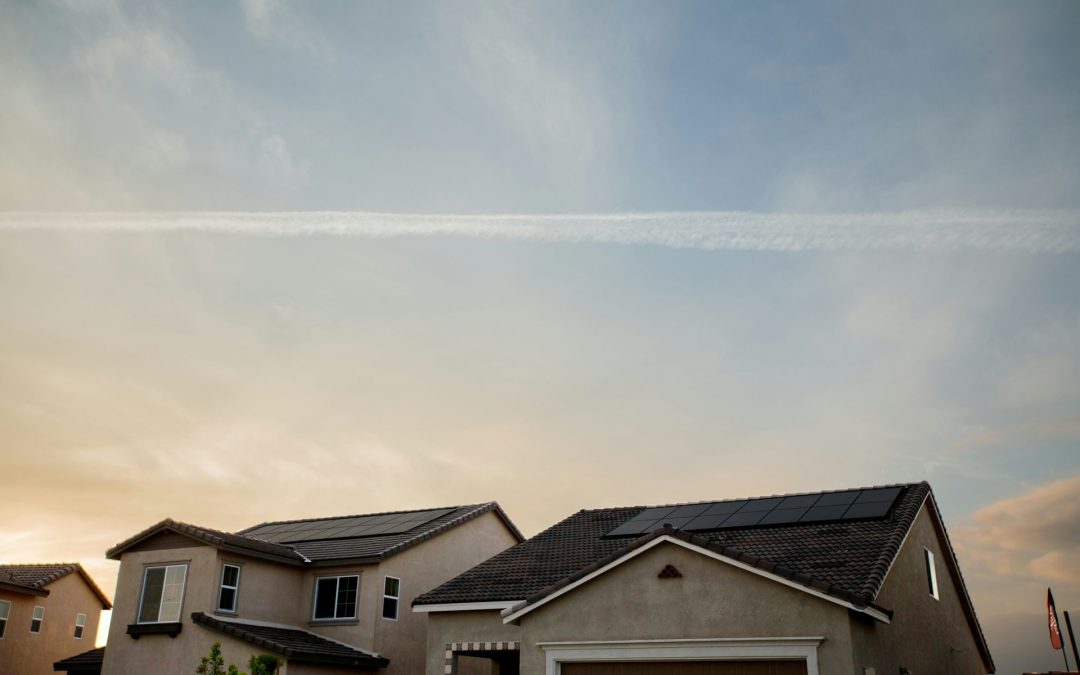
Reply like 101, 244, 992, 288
1, 1, 1079, 672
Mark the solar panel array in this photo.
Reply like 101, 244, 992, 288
605, 487, 903, 537
245, 507, 455, 544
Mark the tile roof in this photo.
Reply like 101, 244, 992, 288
107, 503, 522, 567
0, 563, 112, 609
414, 482, 993, 673
239, 502, 522, 564
191, 613, 389, 669
106, 519, 309, 564
53, 646, 105, 673
416, 483, 934, 607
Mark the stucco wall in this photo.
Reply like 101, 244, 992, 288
213, 550, 306, 626
425, 611, 522, 675
297, 562, 379, 649
0, 573, 105, 675
378, 510, 521, 675
516, 541, 855, 675
849, 505, 990, 674
101, 540, 301, 674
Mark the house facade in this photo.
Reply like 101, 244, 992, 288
414, 482, 995, 675
102, 503, 522, 674
0, 563, 112, 675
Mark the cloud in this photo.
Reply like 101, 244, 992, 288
240, 0, 333, 61
956, 476, 1080, 583
1, 211, 1078, 253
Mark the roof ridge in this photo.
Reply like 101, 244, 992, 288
237, 502, 488, 533
581, 482, 925, 512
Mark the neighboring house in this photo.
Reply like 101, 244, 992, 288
414, 482, 995, 675
0, 563, 112, 675
101, 503, 522, 675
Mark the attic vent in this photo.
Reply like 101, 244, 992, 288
658, 564, 683, 579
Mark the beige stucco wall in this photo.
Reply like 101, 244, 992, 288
377, 510, 521, 675
0, 573, 105, 675
297, 562, 378, 648
101, 541, 301, 675
425, 611, 522, 675
515, 541, 855, 675
850, 505, 991, 674
424, 540, 856, 675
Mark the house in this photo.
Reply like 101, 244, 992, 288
413, 482, 995, 675
0, 563, 112, 675
101, 503, 522, 675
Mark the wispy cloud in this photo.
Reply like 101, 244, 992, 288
2, 211, 1078, 252
240, 0, 334, 62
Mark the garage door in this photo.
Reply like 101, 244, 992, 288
561, 661, 808, 675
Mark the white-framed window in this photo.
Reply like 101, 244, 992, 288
312, 575, 359, 621
218, 563, 241, 613
137, 564, 188, 623
30, 606, 45, 633
382, 576, 400, 620
0, 599, 10, 639
924, 548, 939, 600
74, 613, 87, 639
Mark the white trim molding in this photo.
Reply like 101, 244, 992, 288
502, 535, 891, 624
540, 637, 824, 675
414, 601, 520, 613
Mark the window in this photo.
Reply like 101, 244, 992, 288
312, 575, 359, 621
31, 606, 45, 633
924, 548, 939, 600
218, 564, 241, 613
0, 599, 10, 638
382, 576, 400, 621
74, 613, 87, 639
138, 564, 188, 623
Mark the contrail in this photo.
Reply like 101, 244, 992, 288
2, 210, 1079, 252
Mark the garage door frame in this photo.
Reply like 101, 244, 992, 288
538, 637, 821, 675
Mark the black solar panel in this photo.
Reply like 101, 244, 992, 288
246, 507, 455, 543
604, 487, 905, 537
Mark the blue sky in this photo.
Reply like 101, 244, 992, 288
2, 1, 1079, 671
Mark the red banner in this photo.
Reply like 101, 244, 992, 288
1049, 588, 1064, 650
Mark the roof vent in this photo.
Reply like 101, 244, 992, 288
658, 564, 683, 579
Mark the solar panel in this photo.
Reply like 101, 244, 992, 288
604, 487, 905, 537
759, 507, 808, 525
738, 497, 784, 512
245, 507, 456, 543
842, 501, 893, 519
721, 511, 766, 527
815, 491, 860, 506
799, 505, 849, 522
855, 487, 901, 503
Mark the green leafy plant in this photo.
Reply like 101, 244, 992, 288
196, 642, 226, 675
197, 642, 279, 675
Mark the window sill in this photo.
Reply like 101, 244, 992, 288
127, 622, 182, 639
213, 610, 239, 618
308, 618, 359, 627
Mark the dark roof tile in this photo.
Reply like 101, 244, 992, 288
0, 563, 112, 609
191, 613, 388, 669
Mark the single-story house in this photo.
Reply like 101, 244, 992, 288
413, 482, 994, 675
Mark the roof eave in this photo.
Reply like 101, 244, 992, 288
0, 580, 49, 597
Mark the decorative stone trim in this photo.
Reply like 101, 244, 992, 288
444, 641, 520, 674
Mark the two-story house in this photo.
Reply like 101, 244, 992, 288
102, 503, 522, 674
0, 563, 112, 675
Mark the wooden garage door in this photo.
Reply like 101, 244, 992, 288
561, 661, 808, 675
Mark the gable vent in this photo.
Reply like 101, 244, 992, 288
658, 564, 683, 579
